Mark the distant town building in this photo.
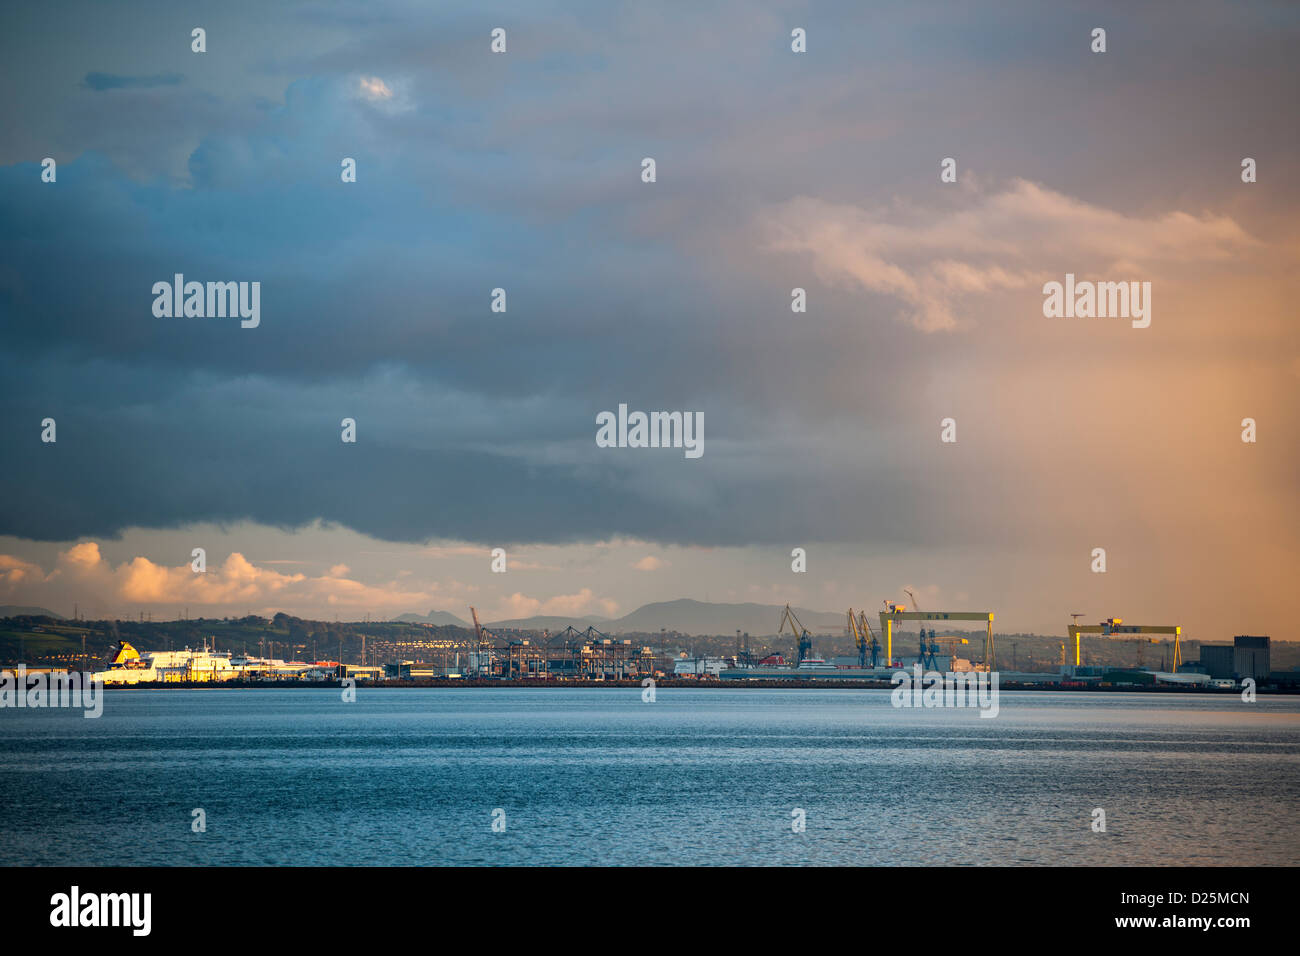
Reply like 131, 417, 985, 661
1233, 635, 1270, 681
388, 661, 459, 679
1199, 644, 1234, 680
673, 656, 725, 677
1199, 636, 1270, 681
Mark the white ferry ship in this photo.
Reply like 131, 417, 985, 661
92, 641, 237, 684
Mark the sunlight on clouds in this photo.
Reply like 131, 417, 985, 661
357, 75, 393, 100
761, 177, 1259, 332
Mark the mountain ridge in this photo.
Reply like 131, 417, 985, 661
392, 598, 847, 637
0, 605, 65, 620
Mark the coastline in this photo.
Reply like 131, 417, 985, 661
90, 678, 1297, 694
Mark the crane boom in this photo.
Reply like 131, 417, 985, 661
861, 611, 881, 666
779, 604, 814, 664
469, 606, 499, 676
848, 609, 864, 664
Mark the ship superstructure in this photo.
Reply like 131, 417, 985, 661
92, 641, 237, 684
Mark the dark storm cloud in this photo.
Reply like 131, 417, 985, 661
0, 353, 960, 549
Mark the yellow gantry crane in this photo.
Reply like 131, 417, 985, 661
1066, 617, 1182, 672
880, 603, 996, 671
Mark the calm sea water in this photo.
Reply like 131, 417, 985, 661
1, 688, 1297, 866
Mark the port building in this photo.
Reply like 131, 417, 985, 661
1199, 635, 1270, 680
1233, 636, 1270, 680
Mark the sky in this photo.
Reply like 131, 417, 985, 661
1, 1, 1297, 638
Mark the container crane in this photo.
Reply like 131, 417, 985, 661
778, 604, 814, 663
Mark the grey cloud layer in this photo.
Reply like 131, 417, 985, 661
2, 1, 1297, 556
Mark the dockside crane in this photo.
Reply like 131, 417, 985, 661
903, 591, 939, 668
859, 611, 881, 667
848, 609, 870, 668
903, 591, 941, 668
469, 606, 500, 675
779, 604, 814, 663
919, 628, 941, 669
848, 609, 882, 667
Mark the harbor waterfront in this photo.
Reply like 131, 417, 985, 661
1, 688, 1296, 867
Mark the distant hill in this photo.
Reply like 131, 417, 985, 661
393, 598, 961, 638
391, 609, 470, 627
485, 614, 611, 631
608, 599, 843, 636
392, 599, 848, 637
0, 605, 65, 620
393, 600, 852, 637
